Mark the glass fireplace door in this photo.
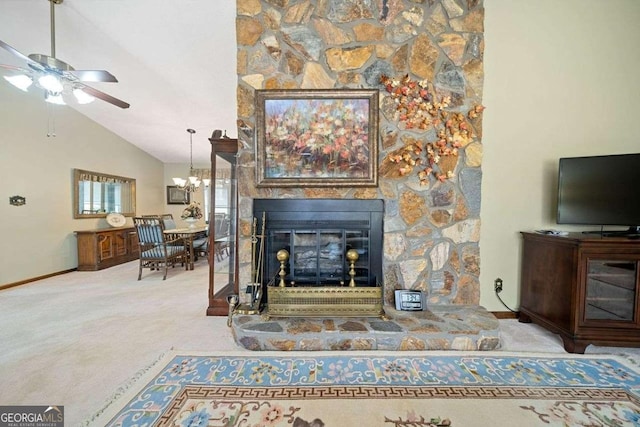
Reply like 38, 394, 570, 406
346, 230, 370, 282
267, 228, 371, 286
293, 230, 344, 285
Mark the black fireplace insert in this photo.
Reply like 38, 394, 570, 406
253, 199, 384, 288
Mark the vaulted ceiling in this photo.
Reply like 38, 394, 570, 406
0, 0, 237, 164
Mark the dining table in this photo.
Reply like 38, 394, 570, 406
163, 225, 208, 270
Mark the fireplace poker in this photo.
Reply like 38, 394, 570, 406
250, 217, 258, 280
245, 217, 257, 307
251, 212, 266, 309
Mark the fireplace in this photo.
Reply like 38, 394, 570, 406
252, 199, 385, 317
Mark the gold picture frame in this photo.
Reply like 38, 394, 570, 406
255, 89, 379, 187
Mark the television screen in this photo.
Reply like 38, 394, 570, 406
557, 153, 640, 232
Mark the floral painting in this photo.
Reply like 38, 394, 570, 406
255, 89, 379, 187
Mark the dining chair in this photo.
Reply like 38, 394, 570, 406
142, 214, 177, 230
214, 216, 230, 260
161, 213, 177, 231
192, 229, 210, 263
133, 217, 188, 280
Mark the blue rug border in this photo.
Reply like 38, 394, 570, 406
155, 353, 640, 388
84, 351, 640, 427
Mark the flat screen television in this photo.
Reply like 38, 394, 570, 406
557, 153, 640, 236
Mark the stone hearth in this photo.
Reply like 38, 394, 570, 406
231, 305, 500, 351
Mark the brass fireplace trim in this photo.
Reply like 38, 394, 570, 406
265, 286, 386, 319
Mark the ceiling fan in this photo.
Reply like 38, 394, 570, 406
0, 0, 129, 109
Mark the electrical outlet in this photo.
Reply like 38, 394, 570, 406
494, 278, 503, 294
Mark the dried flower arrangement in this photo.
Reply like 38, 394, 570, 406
181, 201, 203, 219
380, 74, 484, 184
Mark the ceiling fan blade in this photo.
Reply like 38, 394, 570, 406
0, 39, 34, 64
70, 69, 118, 83
79, 84, 130, 109
0, 63, 31, 73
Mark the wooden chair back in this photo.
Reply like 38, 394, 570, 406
134, 217, 166, 246
133, 217, 187, 280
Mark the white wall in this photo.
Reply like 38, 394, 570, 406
0, 83, 164, 285
480, 0, 640, 310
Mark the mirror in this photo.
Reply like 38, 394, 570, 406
73, 169, 136, 219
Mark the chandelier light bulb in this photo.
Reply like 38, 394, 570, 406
4, 74, 33, 91
38, 74, 64, 93
202, 179, 211, 187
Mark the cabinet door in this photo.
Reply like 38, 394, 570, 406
114, 231, 128, 256
582, 258, 638, 325
129, 232, 140, 256
98, 233, 114, 261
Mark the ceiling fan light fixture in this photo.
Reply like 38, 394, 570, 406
4, 74, 33, 91
73, 88, 95, 104
38, 73, 63, 93
44, 91, 65, 105
0, 0, 129, 108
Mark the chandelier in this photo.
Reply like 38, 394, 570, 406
172, 128, 210, 193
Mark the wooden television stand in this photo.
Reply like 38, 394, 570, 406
519, 231, 640, 353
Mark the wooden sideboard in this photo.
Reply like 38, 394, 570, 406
75, 227, 139, 271
519, 232, 640, 353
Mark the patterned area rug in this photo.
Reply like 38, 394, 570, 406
86, 351, 640, 427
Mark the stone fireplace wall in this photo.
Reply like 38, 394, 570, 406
235, 0, 485, 306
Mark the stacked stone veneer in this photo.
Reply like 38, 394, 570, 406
235, 0, 485, 306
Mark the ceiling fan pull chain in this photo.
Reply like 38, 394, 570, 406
47, 104, 57, 138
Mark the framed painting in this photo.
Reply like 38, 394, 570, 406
166, 186, 190, 204
255, 89, 379, 187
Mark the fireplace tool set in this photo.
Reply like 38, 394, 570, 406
233, 213, 266, 316
227, 214, 266, 325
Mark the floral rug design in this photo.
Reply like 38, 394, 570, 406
88, 352, 640, 427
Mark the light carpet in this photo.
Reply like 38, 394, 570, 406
85, 351, 640, 427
